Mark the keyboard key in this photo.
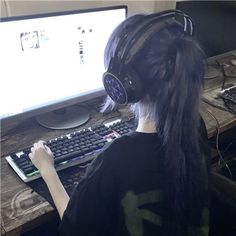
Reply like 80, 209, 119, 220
5, 117, 137, 182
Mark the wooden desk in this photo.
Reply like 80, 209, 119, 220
1, 59, 236, 235
201, 102, 236, 139
1, 107, 132, 236
1, 101, 235, 236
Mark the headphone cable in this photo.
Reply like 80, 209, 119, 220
206, 109, 233, 179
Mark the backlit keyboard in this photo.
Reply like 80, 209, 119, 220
220, 85, 236, 104
5, 117, 137, 182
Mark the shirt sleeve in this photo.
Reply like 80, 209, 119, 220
59, 140, 120, 236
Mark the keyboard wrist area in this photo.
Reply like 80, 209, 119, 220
40, 166, 57, 181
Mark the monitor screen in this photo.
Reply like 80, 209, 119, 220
176, 1, 236, 58
0, 6, 127, 127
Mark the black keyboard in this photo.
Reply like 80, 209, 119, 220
5, 117, 137, 183
220, 85, 236, 104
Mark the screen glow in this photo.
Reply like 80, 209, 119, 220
0, 8, 126, 119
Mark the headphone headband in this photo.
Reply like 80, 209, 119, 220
103, 10, 194, 105
119, 10, 193, 64
125, 18, 176, 64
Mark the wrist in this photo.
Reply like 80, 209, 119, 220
40, 166, 57, 180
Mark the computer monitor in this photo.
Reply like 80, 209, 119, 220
0, 6, 127, 129
176, 1, 236, 58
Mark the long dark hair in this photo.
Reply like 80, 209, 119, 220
104, 14, 209, 232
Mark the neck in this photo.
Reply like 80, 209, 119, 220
136, 117, 157, 133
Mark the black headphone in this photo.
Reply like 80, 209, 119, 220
103, 10, 194, 105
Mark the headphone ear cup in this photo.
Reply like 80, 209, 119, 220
124, 67, 144, 103
103, 10, 194, 105
103, 66, 144, 105
103, 72, 128, 105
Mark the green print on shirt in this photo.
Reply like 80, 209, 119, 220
121, 190, 162, 236
189, 208, 209, 236
201, 208, 209, 235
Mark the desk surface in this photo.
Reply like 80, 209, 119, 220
1, 62, 236, 236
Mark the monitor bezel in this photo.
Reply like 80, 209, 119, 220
0, 5, 127, 126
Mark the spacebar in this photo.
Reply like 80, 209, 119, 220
54, 150, 89, 165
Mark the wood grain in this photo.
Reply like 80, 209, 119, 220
0, 105, 132, 235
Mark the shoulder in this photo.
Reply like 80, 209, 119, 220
84, 132, 143, 176
103, 134, 132, 154
94, 134, 132, 166
82, 134, 131, 178
100, 132, 153, 161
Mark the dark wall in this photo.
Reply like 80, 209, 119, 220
176, 1, 236, 57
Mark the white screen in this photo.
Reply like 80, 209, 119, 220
0, 8, 126, 119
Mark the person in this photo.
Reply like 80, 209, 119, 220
20, 31, 40, 51
29, 10, 210, 236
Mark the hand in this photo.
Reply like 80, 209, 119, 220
29, 140, 55, 175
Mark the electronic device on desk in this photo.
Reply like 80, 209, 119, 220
0, 5, 127, 130
176, 1, 236, 80
5, 117, 137, 183
219, 85, 236, 113
220, 85, 236, 104
176, 1, 236, 58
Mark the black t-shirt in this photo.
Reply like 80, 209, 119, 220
59, 120, 209, 236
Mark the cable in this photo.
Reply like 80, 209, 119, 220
202, 98, 226, 111
206, 109, 233, 179
223, 138, 236, 154
218, 63, 227, 90
78, 162, 92, 169
202, 91, 236, 114
222, 132, 236, 154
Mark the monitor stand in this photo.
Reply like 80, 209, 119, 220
36, 105, 90, 130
